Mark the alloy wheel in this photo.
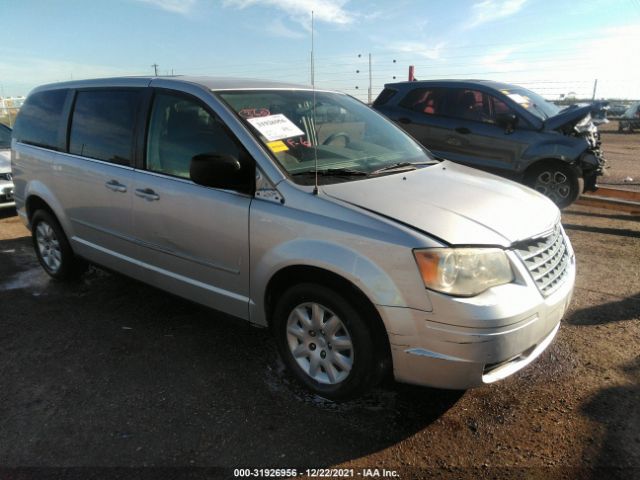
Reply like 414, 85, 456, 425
35, 221, 62, 273
286, 302, 354, 385
533, 170, 571, 204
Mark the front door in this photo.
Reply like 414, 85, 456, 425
132, 91, 252, 319
438, 88, 530, 174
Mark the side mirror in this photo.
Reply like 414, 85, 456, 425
190, 153, 249, 190
496, 112, 518, 133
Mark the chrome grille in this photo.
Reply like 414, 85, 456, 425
515, 224, 570, 297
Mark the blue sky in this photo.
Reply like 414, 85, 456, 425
2, 0, 639, 100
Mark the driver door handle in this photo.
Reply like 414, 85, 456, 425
135, 188, 160, 201
455, 127, 471, 134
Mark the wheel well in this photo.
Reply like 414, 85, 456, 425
524, 159, 581, 179
26, 195, 55, 223
265, 265, 392, 378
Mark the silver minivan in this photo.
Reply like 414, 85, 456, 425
11, 77, 575, 399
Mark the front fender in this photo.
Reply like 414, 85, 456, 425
249, 238, 430, 327
520, 137, 587, 171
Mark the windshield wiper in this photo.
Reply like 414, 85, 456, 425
370, 161, 435, 176
291, 168, 368, 177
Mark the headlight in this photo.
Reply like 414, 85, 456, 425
413, 248, 514, 297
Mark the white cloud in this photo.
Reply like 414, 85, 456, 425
223, 0, 355, 26
0, 56, 143, 96
479, 47, 515, 65
465, 0, 527, 29
265, 18, 307, 38
534, 23, 640, 98
384, 41, 446, 60
451, 24, 640, 99
134, 0, 197, 15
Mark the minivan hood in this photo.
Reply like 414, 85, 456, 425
545, 102, 606, 131
322, 161, 559, 247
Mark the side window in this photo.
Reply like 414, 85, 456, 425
488, 95, 515, 123
445, 89, 486, 122
13, 89, 68, 150
0, 125, 11, 148
444, 89, 515, 125
69, 90, 141, 166
146, 93, 245, 180
399, 88, 444, 115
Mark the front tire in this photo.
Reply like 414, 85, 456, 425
31, 209, 86, 280
525, 162, 582, 208
272, 283, 377, 400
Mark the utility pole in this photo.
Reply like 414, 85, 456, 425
356, 53, 373, 104
310, 11, 315, 86
591, 79, 598, 101
151, 63, 159, 76
368, 53, 372, 104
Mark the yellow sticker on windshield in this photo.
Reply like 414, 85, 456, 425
267, 140, 289, 153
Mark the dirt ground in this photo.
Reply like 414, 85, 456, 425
0, 130, 638, 479
597, 122, 640, 191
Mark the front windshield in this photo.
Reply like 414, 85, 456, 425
217, 89, 434, 184
500, 87, 560, 120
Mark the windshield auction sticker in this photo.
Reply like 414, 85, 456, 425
266, 140, 289, 153
247, 114, 305, 141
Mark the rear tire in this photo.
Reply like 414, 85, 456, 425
525, 162, 582, 208
31, 209, 86, 280
272, 283, 377, 400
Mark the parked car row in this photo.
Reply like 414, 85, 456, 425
618, 102, 640, 133
0, 123, 15, 209
11, 76, 575, 399
373, 80, 606, 208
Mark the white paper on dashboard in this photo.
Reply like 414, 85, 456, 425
506, 93, 529, 105
246, 114, 305, 141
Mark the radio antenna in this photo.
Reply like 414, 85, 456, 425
311, 9, 319, 195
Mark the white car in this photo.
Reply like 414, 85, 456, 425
0, 123, 15, 208
618, 102, 640, 132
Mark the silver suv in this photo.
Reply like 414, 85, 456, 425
11, 77, 575, 399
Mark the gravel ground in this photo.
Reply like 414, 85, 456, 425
0, 132, 638, 479
598, 122, 640, 191
0, 203, 639, 480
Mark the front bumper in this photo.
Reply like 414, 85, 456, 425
0, 181, 15, 209
378, 251, 575, 390
580, 135, 606, 192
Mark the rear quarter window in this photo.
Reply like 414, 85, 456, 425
373, 88, 397, 107
13, 89, 68, 150
398, 88, 445, 115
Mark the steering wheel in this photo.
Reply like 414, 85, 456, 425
322, 132, 351, 146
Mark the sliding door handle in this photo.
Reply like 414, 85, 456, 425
135, 188, 160, 201
105, 180, 127, 193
